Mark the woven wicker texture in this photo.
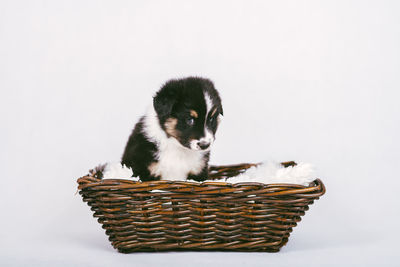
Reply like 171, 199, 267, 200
77, 162, 325, 252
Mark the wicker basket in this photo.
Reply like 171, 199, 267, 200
77, 162, 325, 253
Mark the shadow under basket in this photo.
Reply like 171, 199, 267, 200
77, 162, 326, 253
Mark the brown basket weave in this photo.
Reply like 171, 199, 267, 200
77, 162, 325, 253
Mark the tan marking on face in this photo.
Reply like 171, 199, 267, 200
210, 108, 217, 117
164, 117, 179, 138
190, 110, 198, 118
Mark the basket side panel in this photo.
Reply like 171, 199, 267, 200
78, 178, 325, 252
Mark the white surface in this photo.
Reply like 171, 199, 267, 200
1, 0, 399, 266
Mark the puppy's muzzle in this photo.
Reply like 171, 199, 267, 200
197, 141, 210, 150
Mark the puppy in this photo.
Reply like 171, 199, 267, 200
121, 77, 223, 182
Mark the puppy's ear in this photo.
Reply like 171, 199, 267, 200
218, 105, 224, 116
153, 81, 179, 121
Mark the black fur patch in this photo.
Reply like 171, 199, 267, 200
121, 117, 160, 180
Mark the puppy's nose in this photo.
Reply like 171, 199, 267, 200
197, 141, 210, 150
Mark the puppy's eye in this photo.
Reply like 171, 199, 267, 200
187, 118, 195, 126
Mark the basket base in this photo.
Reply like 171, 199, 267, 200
115, 238, 289, 253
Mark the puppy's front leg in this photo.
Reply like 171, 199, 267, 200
187, 166, 209, 182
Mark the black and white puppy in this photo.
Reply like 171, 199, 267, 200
121, 77, 223, 182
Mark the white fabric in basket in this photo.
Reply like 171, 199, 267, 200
101, 161, 316, 186
214, 161, 316, 186
102, 162, 138, 180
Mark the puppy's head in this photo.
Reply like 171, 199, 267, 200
153, 77, 223, 151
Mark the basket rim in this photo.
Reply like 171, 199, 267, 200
77, 162, 326, 198
77, 177, 325, 198
77, 175, 323, 187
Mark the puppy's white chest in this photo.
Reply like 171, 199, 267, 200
150, 139, 205, 180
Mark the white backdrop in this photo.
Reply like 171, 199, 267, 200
1, 1, 399, 266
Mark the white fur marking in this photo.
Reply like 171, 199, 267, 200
202, 91, 215, 147
143, 105, 206, 180
204, 91, 213, 115
199, 129, 214, 149
190, 139, 200, 150
217, 114, 223, 124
